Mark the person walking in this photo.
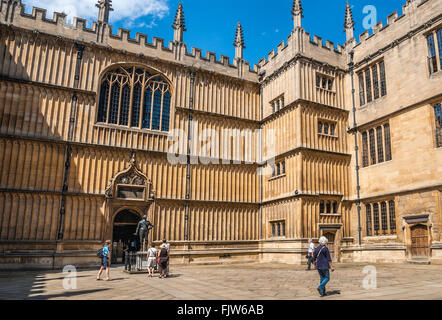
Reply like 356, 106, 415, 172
161, 239, 171, 275
157, 244, 169, 279
312, 236, 335, 297
306, 238, 315, 271
146, 243, 158, 278
97, 240, 112, 281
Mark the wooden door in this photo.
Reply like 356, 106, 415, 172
323, 232, 335, 260
410, 224, 429, 258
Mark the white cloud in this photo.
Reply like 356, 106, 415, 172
23, 0, 169, 25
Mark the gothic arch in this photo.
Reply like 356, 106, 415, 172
95, 63, 174, 132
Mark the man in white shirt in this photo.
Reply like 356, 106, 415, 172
306, 238, 315, 271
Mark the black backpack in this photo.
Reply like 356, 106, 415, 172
97, 247, 104, 259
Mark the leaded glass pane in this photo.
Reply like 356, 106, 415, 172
97, 81, 109, 123
366, 204, 372, 236
435, 104, 442, 148
369, 129, 376, 165
376, 126, 384, 163
384, 124, 392, 161
142, 89, 152, 129
365, 69, 372, 103
161, 91, 171, 132
108, 83, 120, 124
437, 29, 442, 69
362, 131, 369, 167
379, 61, 387, 96
373, 203, 380, 231
151, 90, 162, 130
389, 201, 396, 231
381, 202, 388, 231
372, 64, 379, 100
119, 85, 130, 126
131, 84, 142, 127
358, 73, 365, 106
427, 34, 438, 74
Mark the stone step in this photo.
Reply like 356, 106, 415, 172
406, 259, 431, 265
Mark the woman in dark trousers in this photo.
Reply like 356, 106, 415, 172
157, 246, 169, 278
313, 236, 335, 297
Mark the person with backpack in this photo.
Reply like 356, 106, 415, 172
157, 244, 169, 279
146, 243, 158, 278
312, 236, 335, 297
97, 240, 112, 281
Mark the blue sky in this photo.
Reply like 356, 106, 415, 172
24, 0, 406, 64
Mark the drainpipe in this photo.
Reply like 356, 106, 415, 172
349, 50, 362, 246
184, 69, 196, 257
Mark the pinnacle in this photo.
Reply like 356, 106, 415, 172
292, 0, 303, 17
172, 2, 186, 31
233, 22, 245, 48
344, 1, 355, 31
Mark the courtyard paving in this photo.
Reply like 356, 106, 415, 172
1, 262, 442, 300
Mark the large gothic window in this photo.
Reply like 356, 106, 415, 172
97, 65, 172, 132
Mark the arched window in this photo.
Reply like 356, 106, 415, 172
326, 201, 331, 214
97, 65, 172, 132
320, 201, 325, 214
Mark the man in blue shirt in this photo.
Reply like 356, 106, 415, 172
313, 236, 335, 297
97, 240, 112, 281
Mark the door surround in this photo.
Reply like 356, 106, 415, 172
403, 214, 432, 261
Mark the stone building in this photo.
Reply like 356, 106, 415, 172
0, 0, 441, 269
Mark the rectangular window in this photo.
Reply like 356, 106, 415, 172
328, 79, 333, 91
379, 61, 387, 97
369, 129, 376, 165
366, 204, 372, 236
358, 73, 365, 106
316, 75, 321, 87
435, 104, 442, 148
362, 132, 369, 167
376, 126, 384, 163
427, 34, 438, 74
384, 123, 392, 161
365, 70, 372, 103
372, 64, 380, 100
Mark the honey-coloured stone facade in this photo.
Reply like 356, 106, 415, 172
0, 0, 441, 269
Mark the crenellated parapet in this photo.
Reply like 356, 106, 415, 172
258, 28, 346, 85
352, 0, 442, 68
0, 1, 259, 82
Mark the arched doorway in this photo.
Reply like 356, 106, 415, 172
112, 210, 140, 264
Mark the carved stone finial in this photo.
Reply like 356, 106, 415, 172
292, 0, 303, 29
172, 2, 186, 43
96, 0, 113, 24
233, 22, 245, 60
344, 2, 355, 42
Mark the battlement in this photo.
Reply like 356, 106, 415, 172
353, 0, 439, 54
258, 28, 346, 79
0, 1, 259, 82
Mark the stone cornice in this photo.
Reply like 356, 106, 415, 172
260, 53, 346, 87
